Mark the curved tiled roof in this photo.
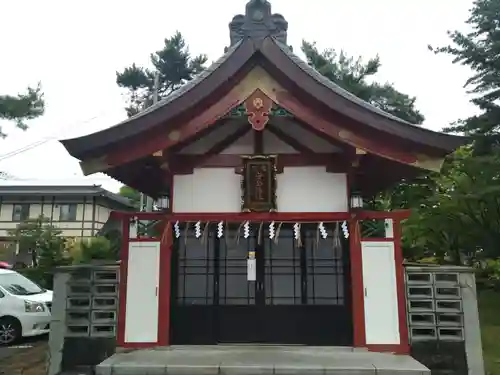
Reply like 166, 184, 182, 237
61, 40, 250, 159
61, 36, 467, 160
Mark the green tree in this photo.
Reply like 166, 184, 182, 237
119, 185, 141, 209
71, 237, 118, 264
9, 216, 70, 288
0, 83, 45, 137
402, 147, 500, 264
116, 31, 208, 117
430, 0, 500, 154
302, 41, 424, 124
8, 215, 68, 268
400, 0, 500, 265
301, 41, 434, 256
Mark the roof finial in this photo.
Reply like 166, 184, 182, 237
228, 0, 288, 47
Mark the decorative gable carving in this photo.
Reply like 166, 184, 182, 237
229, 0, 288, 47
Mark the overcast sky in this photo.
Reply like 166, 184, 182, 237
0, 0, 477, 192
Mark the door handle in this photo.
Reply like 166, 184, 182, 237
364, 288, 367, 297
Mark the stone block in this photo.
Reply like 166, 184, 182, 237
166, 364, 219, 375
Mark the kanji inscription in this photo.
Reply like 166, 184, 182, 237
241, 155, 277, 212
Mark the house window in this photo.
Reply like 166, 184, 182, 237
59, 204, 77, 221
12, 204, 30, 221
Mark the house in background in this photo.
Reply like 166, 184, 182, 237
0, 183, 134, 263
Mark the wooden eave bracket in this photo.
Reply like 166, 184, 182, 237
412, 155, 445, 172
80, 157, 111, 176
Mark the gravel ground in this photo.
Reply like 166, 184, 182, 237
0, 335, 48, 375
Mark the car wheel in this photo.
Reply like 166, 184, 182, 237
0, 317, 21, 345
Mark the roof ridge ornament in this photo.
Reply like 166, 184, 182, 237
228, 0, 288, 47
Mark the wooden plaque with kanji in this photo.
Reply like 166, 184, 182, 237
241, 155, 277, 212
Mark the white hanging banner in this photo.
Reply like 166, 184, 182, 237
247, 251, 256, 281
129, 219, 138, 239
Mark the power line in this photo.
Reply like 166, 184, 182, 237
0, 111, 109, 162
0, 171, 19, 180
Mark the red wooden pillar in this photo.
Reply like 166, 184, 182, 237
393, 219, 410, 353
158, 173, 174, 345
157, 222, 172, 346
116, 217, 130, 346
349, 218, 366, 347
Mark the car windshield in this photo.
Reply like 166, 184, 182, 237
0, 272, 44, 296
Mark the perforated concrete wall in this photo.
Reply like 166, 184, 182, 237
48, 263, 120, 375
405, 265, 484, 375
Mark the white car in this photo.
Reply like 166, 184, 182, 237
0, 268, 53, 345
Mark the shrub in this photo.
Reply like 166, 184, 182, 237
72, 237, 117, 264
16, 267, 52, 289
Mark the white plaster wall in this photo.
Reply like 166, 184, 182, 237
277, 167, 348, 212
173, 168, 242, 213
361, 241, 400, 345
173, 167, 348, 213
124, 241, 160, 343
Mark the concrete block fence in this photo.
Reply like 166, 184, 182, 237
48, 263, 120, 375
405, 265, 484, 375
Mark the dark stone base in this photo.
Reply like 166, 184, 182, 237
411, 341, 468, 375
61, 337, 116, 373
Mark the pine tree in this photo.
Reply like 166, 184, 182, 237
116, 32, 208, 198
302, 41, 424, 124
116, 31, 208, 117
0, 83, 44, 137
431, 0, 500, 153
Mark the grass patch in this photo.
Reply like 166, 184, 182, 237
479, 289, 500, 375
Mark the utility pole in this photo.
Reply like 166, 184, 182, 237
140, 72, 160, 212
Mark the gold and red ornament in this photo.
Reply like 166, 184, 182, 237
243, 89, 273, 131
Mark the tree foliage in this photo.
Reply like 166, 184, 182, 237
399, 0, 500, 270
71, 237, 118, 264
116, 31, 208, 117
119, 185, 141, 209
116, 32, 207, 199
403, 148, 500, 263
301, 41, 425, 124
8, 215, 69, 269
8, 216, 71, 288
431, 0, 500, 154
0, 83, 45, 137
302, 5, 500, 271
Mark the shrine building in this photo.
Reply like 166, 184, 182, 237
61, 0, 466, 356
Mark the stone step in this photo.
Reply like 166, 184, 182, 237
96, 345, 430, 375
